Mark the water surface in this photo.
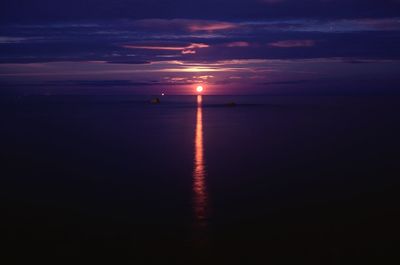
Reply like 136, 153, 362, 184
1, 95, 400, 264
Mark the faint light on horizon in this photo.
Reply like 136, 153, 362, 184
196, 85, 204, 93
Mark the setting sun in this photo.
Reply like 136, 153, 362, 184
196, 85, 204, 93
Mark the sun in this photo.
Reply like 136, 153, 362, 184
196, 85, 204, 93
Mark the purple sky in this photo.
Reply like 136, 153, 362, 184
1, 0, 400, 95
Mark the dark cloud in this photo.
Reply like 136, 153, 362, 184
49, 80, 158, 87
262, 79, 312, 85
268, 40, 316, 48
1, 20, 400, 65
1, 0, 400, 22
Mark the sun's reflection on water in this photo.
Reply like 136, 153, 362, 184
193, 95, 207, 227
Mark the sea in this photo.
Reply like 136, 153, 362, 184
1, 95, 400, 264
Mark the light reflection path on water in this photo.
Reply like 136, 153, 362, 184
193, 95, 208, 228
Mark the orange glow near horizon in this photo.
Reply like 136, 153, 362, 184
196, 85, 204, 93
197, 94, 203, 105
193, 95, 207, 226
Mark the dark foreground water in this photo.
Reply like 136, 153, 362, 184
1, 95, 400, 264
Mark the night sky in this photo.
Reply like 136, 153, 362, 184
1, 0, 400, 95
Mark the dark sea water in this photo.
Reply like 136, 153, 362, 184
1, 95, 400, 264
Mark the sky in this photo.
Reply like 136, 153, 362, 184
1, 0, 400, 95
